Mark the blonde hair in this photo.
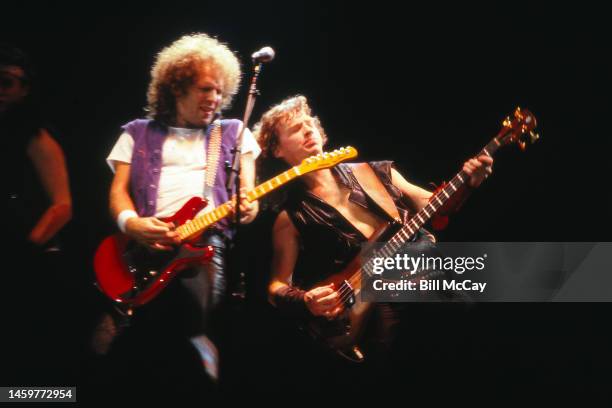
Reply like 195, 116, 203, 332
146, 33, 241, 124
253, 95, 327, 159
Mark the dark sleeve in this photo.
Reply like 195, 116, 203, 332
369, 160, 394, 184
272, 286, 310, 318
369, 160, 404, 201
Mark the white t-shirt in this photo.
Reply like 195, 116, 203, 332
107, 125, 261, 218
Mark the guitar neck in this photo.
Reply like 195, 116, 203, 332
358, 135, 503, 280
176, 165, 304, 241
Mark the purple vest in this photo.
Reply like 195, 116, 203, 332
122, 118, 241, 235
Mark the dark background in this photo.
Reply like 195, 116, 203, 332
2, 2, 611, 404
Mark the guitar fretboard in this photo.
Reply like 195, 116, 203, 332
176, 166, 304, 241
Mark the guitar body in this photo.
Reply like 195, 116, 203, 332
94, 197, 214, 307
304, 285, 374, 362
303, 222, 401, 362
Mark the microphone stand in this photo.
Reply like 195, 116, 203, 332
226, 61, 265, 301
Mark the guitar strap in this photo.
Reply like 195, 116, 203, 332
204, 119, 222, 199
348, 163, 401, 223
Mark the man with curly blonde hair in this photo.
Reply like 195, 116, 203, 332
254, 95, 493, 369
106, 33, 260, 383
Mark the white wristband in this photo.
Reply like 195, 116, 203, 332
117, 210, 138, 233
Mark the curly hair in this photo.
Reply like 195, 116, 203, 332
252, 96, 329, 209
146, 33, 241, 124
253, 95, 327, 160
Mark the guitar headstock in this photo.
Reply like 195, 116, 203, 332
297, 146, 358, 173
499, 107, 540, 151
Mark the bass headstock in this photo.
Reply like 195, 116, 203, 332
499, 107, 540, 151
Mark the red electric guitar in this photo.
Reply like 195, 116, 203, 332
94, 147, 358, 308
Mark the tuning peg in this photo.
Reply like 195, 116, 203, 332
514, 106, 523, 118
518, 140, 526, 151
529, 131, 540, 143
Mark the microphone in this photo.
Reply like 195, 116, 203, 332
251, 46, 275, 63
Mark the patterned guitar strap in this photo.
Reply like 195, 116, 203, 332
204, 119, 222, 202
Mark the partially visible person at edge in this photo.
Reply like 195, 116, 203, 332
1, 44, 73, 385
2, 45, 71, 252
